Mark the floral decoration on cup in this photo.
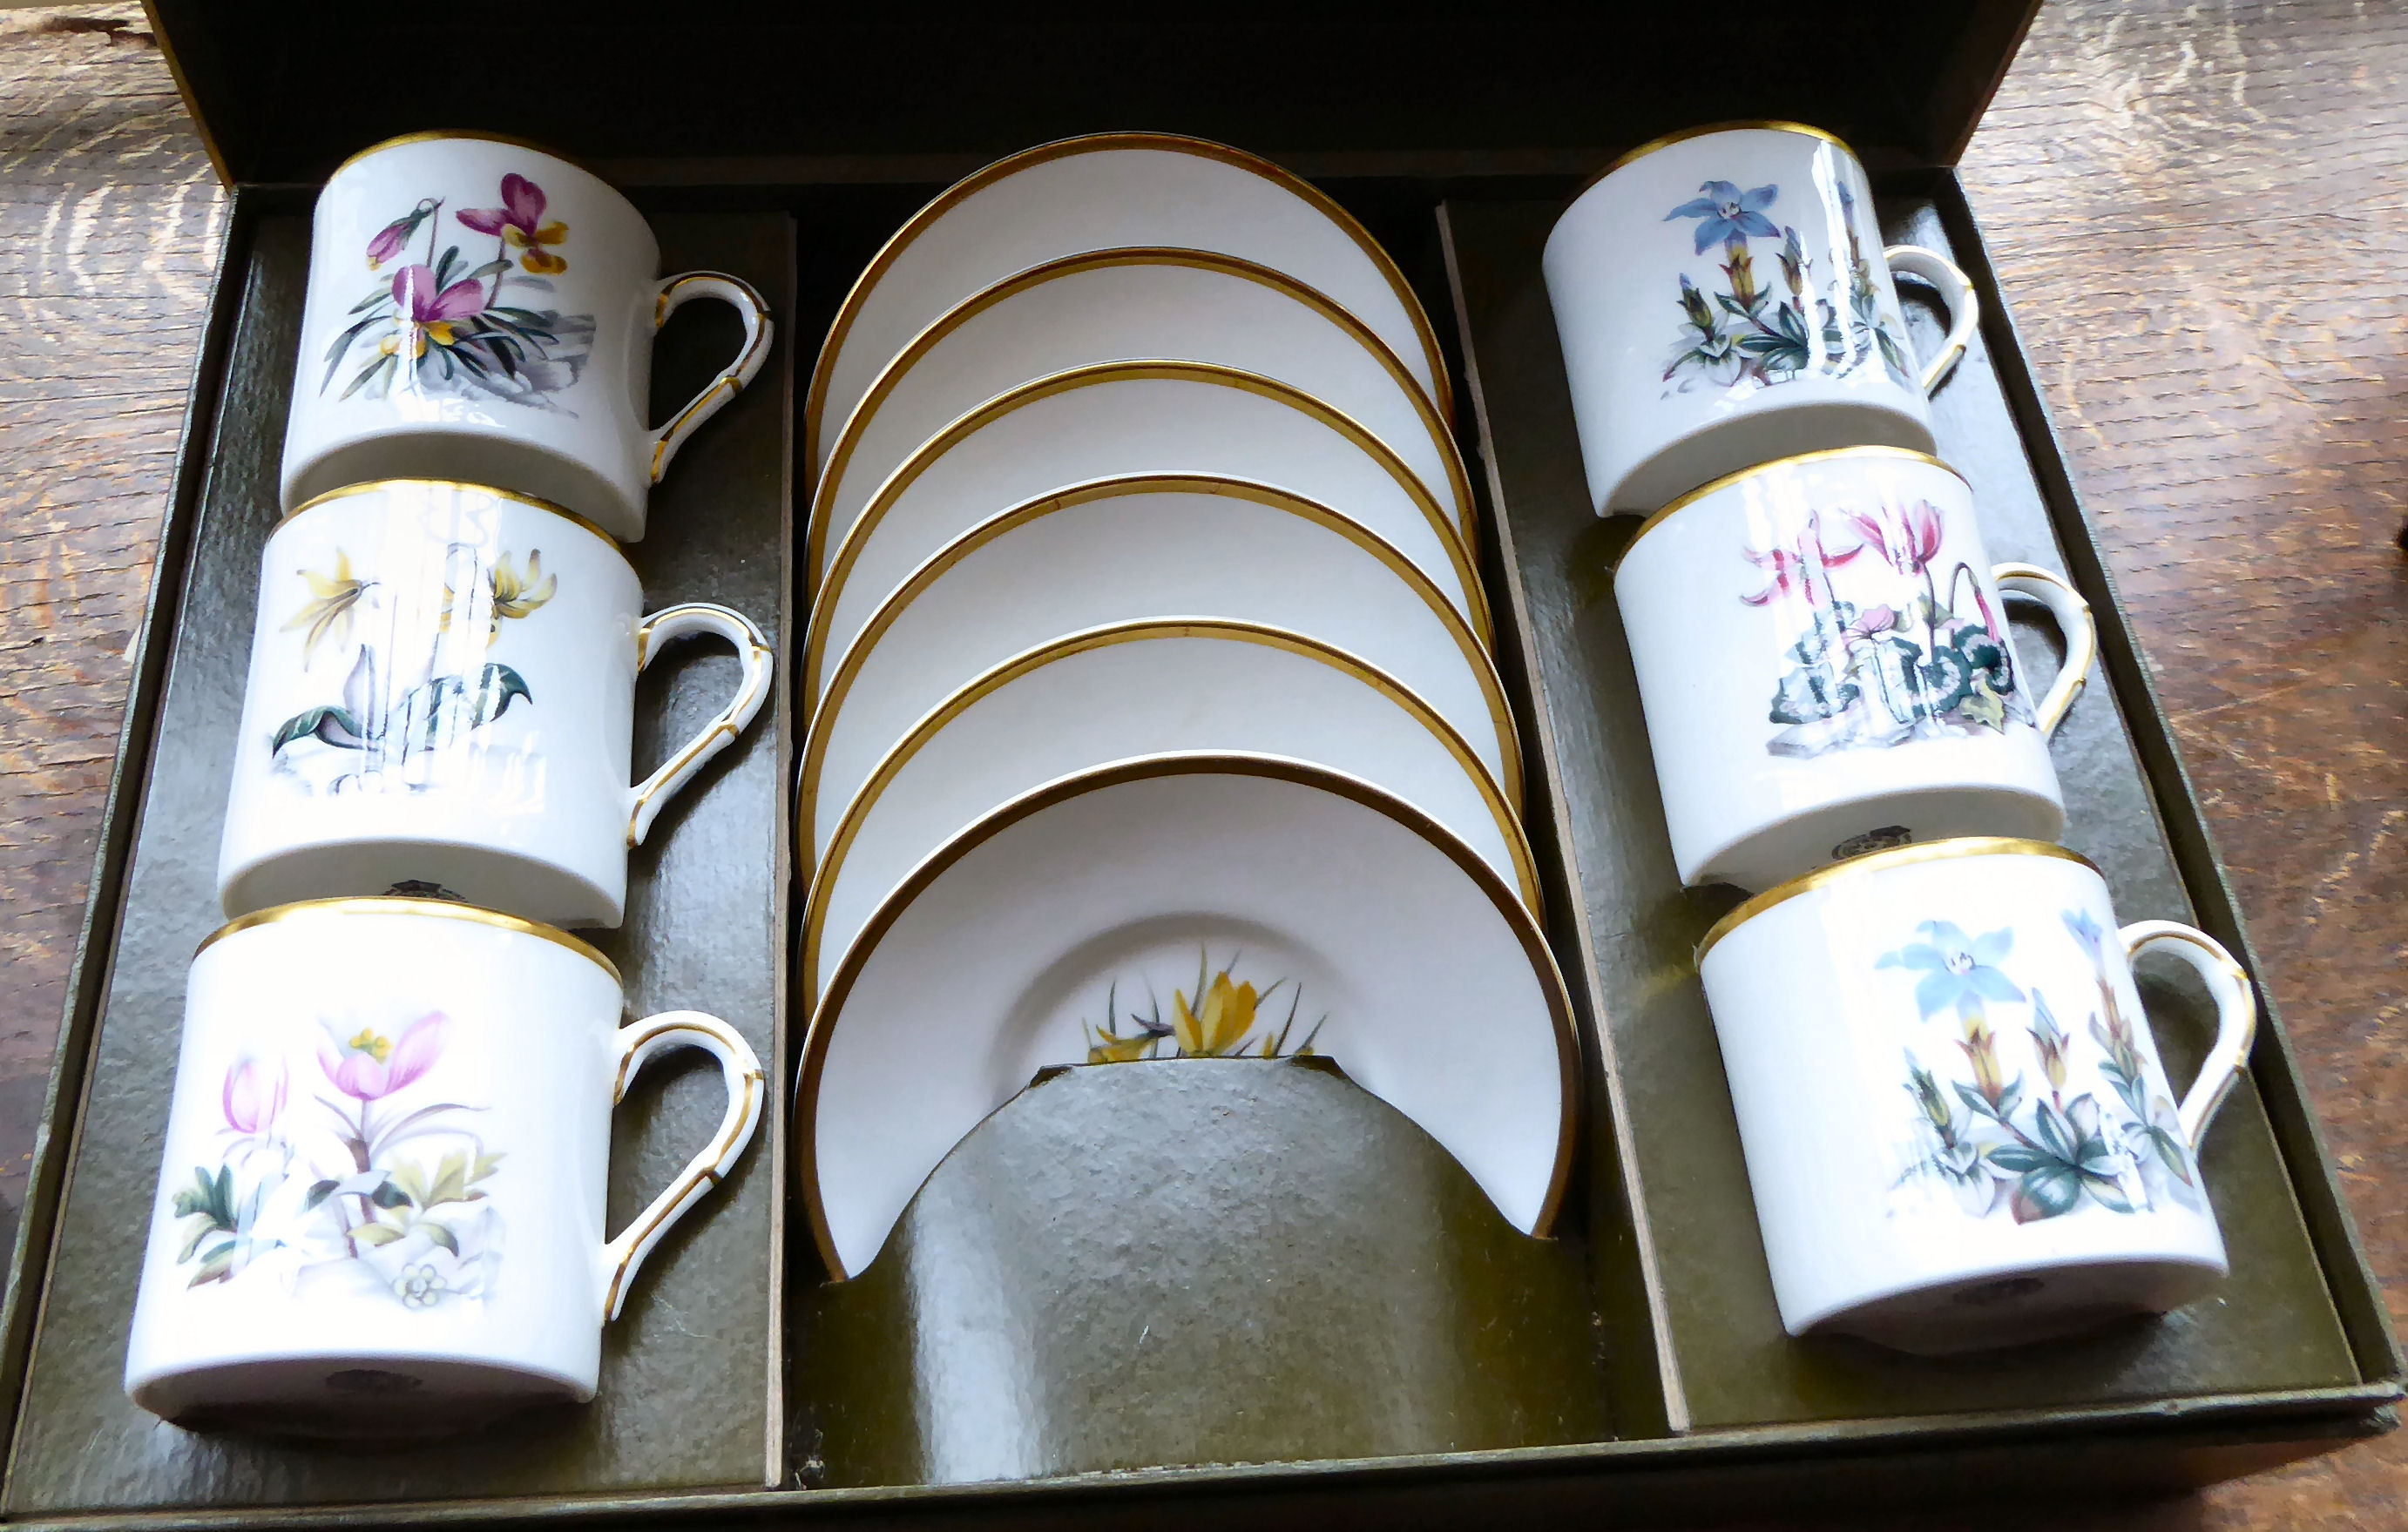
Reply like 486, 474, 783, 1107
324, 172, 595, 408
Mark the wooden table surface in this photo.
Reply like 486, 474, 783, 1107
0, 3, 2398, 1526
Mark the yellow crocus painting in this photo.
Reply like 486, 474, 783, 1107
1083, 952, 1325, 1066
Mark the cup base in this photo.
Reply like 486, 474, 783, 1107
285, 430, 641, 542
128, 1352, 593, 1439
1798, 1254, 2229, 1357
221, 838, 622, 928
1608, 402, 1936, 516
1689, 784, 2066, 893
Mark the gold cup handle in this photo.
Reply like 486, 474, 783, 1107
649, 272, 774, 484
1882, 244, 1980, 395
626, 603, 774, 848
1990, 562, 2097, 737
599, 1009, 766, 1321
2118, 921, 2258, 1150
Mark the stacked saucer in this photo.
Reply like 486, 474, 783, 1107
796, 133, 1579, 1281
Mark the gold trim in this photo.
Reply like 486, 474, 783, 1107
2118, 922, 2257, 1150
793, 753, 1581, 1280
795, 473, 1524, 839
799, 618, 1545, 1009
1694, 838, 2100, 963
1572, 119, 1860, 205
648, 273, 774, 483
651, 375, 741, 483
328, 129, 602, 185
278, 478, 629, 563
626, 607, 773, 845
603, 1035, 764, 1315
806, 359, 1491, 692
805, 247, 1477, 577
1617, 446, 1965, 570
141, 3, 229, 188
198, 897, 620, 985
2131, 923, 2253, 994
803, 131, 1452, 476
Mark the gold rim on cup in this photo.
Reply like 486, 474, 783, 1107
1694, 837, 2100, 963
199, 895, 622, 985
328, 129, 605, 185
280, 478, 631, 565
1615, 445, 1965, 573
1569, 119, 1860, 207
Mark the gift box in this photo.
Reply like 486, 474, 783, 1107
0, 3, 2392, 1524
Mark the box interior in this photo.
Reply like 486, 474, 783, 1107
1, 3, 2396, 1521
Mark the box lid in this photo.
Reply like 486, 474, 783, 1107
149, 1, 2043, 189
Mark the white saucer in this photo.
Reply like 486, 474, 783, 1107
802, 618, 1539, 1006
804, 132, 1450, 478
795, 754, 1580, 1279
806, 361, 1488, 693
797, 475, 1520, 866
805, 250, 1474, 582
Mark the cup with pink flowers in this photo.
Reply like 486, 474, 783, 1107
279, 132, 773, 541
1613, 444, 2098, 891
123, 896, 764, 1434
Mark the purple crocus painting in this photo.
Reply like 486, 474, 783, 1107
320, 171, 594, 410
164, 1010, 504, 1306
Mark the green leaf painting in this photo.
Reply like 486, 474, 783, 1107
162, 1026, 505, 1307
1886, 908, 2207, 1225
1662, 179, 1912, 395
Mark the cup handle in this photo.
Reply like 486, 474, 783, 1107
1882, 244, 1979, 395
627, 603, 774, 847
1990, 561, 2097, 737
2118, 921, 2257, 1149
599, 1009, 765, 1320
648, 272, 774, 485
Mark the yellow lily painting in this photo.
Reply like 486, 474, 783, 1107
282, 550, 374, 668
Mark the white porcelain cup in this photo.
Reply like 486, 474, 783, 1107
218, 479, 773, 928
281, 132, 771, 540
1615, 447, 2095, 891
125, 897, 766, 1431
1545, 122, 1979, 515
1697, 838, 2256, 1355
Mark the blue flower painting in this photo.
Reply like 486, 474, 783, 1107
1659, 174, 1914, 395
1665, 180, 1781, 253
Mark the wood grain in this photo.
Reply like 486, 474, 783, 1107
0, 1, 2396, 1525
1956, 3, 2408, 1526
0, 3, 222, 1250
